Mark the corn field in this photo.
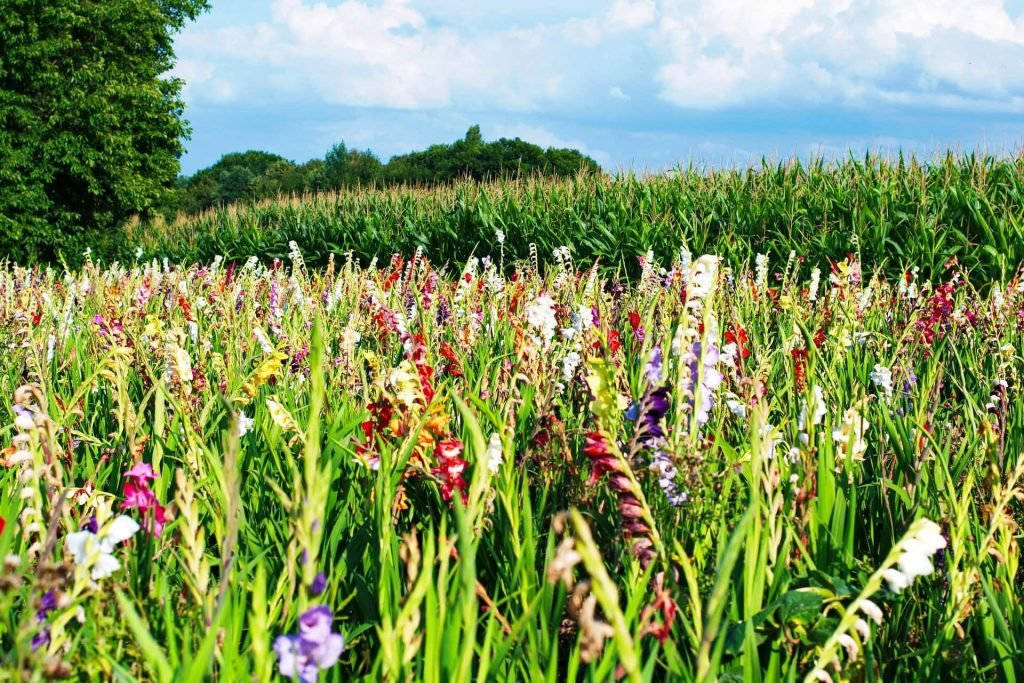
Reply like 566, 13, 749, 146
0, 238, 1022, 680
92, 153, 1024, 284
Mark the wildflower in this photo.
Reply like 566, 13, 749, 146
644, 346, 663, 384
725, 396, 748, 420
798, 385, 826, 432
495, 229, 505, 244
121, 463, 168, 536
236, 412, 254, 438
684, 342, 723, 427
432, 439, 469, 503
837, 632, 858, 659
485, 433, 503, 474
882, 519, 946, 593
274, 605, 345, 683
832, 406, 868, 464
65, 515, 140, 580
870, 365, 893, 399
808, 267, 821, 302
853, 618, 871, 642
525, 294, 557, 345
688, 255, 718, 300
310, 572, 328, 597
858, 599, 884, 624
562, 351, 581, 383
755, 253, 769, 290
723, 324, 750, 362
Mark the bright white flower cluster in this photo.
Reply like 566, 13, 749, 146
525, 294, 558, 346
66, 515, 140, 580
882, 519, 947, 593
808, 267, 821, 302
870, 365, 893, 399
755, 253, 769, 290
486, 433, 503, 474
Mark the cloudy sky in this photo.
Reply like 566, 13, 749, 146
172, 0, 1024, 174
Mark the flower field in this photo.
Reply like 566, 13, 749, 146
1, 243, 1022, 681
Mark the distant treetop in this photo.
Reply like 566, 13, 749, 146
171, 126, 601, 215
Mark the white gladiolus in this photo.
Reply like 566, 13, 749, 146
859, 599, 884, 625
883, 519, 946, 593
755, 253, 769, 290
689, 255, 718, 300
853, 618, 871, 642
486, 433, 503, 474
837, 633, 858, 659
236, 412, 254, 438
65, 515, 140, 580
525, 294, 558, 345
870, 365, 893, 399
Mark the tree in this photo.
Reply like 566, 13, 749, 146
0, 0, 210, 263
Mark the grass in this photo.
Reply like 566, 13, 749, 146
0, 241, 1022, 681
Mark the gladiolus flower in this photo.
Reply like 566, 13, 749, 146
274, 605, 345, 683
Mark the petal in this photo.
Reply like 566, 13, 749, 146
65, 531, 94, 564
91, 552, 121, 580
104, 515, 140, 546
298, 605, 333, 643
310, 633, 344, 668
273, 635, 300, 677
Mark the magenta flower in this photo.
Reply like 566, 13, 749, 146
124, 462, 158, 484
274, 606, 345, 682
121, 462, 167, 536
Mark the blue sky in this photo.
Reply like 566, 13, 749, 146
172, 0, 1024, 174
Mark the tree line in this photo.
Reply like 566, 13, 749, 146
0, 1, 598, 263
169, 126, 601, 215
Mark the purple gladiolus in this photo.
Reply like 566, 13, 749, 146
685, 341, 723, 427
274, 605, 345, 682
31, 628, 49, 650
311, 572, 327, 596
645, 346, 663, 384
37, 591, 57, 623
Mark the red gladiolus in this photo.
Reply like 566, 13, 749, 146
813, 327, 826, 348
724, 325, 751, 360
432, 439, 469, 504
583, 431, 621, 484
0, 515, 5, 535
608, 330, 622, 353
791, 348, 808, 393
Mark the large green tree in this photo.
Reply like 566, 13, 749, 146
0, 0, 209, 263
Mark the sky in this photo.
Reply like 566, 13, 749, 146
172, 0, 1024, 174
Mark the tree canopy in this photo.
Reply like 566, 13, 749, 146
0, 0, 209, 262
171, 126, 601, 215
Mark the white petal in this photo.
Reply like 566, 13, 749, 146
913, 521, 946, 553
882, 568, 911, 593
91, 552, 121, 580
897, 540, 935, 579
859, 599, 884, 624
65, 531, 94, 565
103, 515, 140, 547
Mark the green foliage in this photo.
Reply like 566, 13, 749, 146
166, 126, 601, 218
0, 251, 1022, 680
0, 0, 209, 263
382, 125, 600, 185
121, 153, 1024, 284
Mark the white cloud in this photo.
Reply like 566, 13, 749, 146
653, 0, 1024, 111
173, 0, 1024, 114
609, 85, 630, 100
